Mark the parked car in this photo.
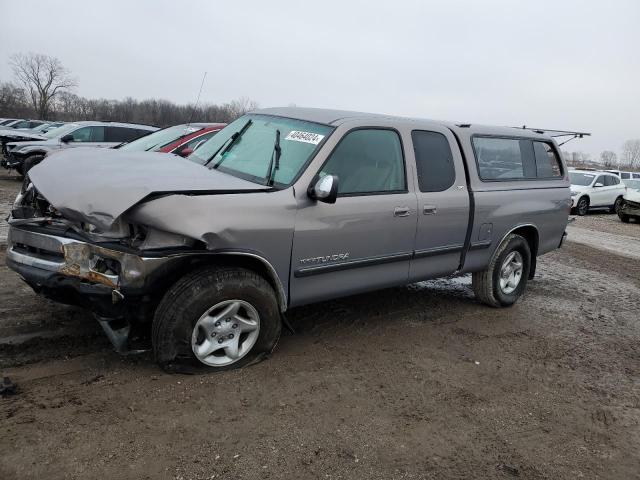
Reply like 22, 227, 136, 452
605, 169, 640, 180
0, 118, 20, 126
3, 121, 158, 175
0, 122, 65, 156
569, 170, 626, 215
7, 107, 571, 371
0, 119, 26, 128
117, 122, 225, 157
4, 119, 47, 130
618, 179, 640, 223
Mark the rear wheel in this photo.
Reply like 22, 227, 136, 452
473, 234, 531, 308
576, 196, 589, 216
152, 266, 281, 372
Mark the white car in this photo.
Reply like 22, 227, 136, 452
605, 169, 640, 181
569, 170, 626, 216
618, 179, 640, 223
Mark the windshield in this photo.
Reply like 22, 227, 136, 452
43, 123, 80, 139
119, 124, 202, 151
569, 172, 596, 186
190, 114, 333, 186
31, 123, 51, 132
624, 179, 640, 190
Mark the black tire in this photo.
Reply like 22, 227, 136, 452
472, 234, 531, 308
611, 196, 624, 214
152, 266, 281, 373
576, 196, 589, 216
619, 213, 630, 223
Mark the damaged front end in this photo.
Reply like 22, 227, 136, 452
7, 184, 197, 350
620, 199, 640, 218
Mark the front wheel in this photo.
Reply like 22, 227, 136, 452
472, 234, 531, 308
152, 266, 281, 372
576, 197, 589, 216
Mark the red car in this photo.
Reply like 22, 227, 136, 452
117, 122, 226, 156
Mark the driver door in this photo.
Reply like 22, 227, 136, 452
289, 128, 417, 307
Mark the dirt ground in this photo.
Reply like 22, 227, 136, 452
1, 176, 639, 480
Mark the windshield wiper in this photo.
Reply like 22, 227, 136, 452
205, 119, 252, 169
265, 129, 281, 186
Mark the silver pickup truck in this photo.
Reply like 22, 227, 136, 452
6, 108, 570, 371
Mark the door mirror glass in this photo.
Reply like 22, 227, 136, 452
594, 182, 604, 187
309, 175, 338, 204
60, 134, 74, 143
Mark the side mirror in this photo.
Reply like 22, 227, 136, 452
61, 134, 74, 143
594, 182, 604, 188
178, 147, 194, 158
308, 175, 338, 204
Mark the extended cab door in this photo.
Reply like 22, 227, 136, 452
289, 127, 417, 307
408, 128, 470, 280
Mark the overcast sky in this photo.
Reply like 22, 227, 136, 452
1, 0, 638, 159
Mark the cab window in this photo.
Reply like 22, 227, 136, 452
319, 129, 405, 195
412, 130, 455, 192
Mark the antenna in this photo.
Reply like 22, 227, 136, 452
186, 71, 207, 128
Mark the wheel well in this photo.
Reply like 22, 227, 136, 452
152, 253, 287, 313
579, 195, 590, 204
510, 225, 539, 279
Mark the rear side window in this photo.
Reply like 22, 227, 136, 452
90, 126, 105, 142
411, 130, 455, 192
621, 172, 631, 179
533, 142, 562, 178
633, 173, 640, 179
604, 175, 620, 186
107, 126, 145, 142
473, 137, 536, 180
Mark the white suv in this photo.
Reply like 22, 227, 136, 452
570, 170, 626, 216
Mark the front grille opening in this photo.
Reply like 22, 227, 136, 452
13, 242, 64, 261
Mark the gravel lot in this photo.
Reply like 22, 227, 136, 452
1, 176, 639, 479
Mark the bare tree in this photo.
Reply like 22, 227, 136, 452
226, 97, 259, 119
10, 52, 77, 119
621, 139, 640, 169
599, 150, 617, 169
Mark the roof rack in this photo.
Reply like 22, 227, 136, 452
512, 126, 591, 146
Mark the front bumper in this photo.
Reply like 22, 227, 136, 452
2, 151, 22, 169
620, 200, 640, 217
6, 225, 173, 317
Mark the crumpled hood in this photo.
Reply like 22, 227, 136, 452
8, 139, 59, 149
28, 147, 270, 230
0, 129, 47, 141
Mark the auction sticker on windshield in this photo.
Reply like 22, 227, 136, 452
285, 131, 325, 145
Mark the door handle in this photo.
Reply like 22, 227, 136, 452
394, 206, 411, 217
423, 205, 437, 215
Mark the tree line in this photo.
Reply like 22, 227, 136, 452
0, 52, 257, 126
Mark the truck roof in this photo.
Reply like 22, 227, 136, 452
254, 107, 556, 141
